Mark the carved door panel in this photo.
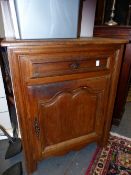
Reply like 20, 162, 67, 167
27, 76, 110, 159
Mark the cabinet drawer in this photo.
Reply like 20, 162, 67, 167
24, 55, 110, 79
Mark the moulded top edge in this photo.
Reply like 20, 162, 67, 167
0, 37, 128, 47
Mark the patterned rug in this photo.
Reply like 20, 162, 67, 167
85, 133, 131, 175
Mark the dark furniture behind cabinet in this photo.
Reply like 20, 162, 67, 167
94, 26, 131, 125
1, 38, 126, 174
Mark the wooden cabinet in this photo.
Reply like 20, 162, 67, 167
1, 38, 126, 174
94, 26, 131, 125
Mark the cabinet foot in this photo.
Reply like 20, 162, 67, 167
97, 136, 109, 147
26, 160, 37, 175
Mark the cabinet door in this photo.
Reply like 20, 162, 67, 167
27, 76, 110, 159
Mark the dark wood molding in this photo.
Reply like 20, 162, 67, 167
94, 25, 131, 126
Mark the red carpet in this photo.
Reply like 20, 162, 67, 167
85, 132, 131, 175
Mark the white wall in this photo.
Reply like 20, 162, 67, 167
80, 0, 97, 37
0, 3, 5, 38
0, 66, 12, 139
0, 3, 13, 139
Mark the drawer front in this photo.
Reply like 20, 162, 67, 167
21, 54, 111, 79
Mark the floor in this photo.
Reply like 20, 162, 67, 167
111, 102, 131, 138
0, 102, 130, 175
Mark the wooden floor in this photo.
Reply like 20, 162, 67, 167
0, 102, 130, 175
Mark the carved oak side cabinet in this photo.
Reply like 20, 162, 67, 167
1, 38, 127, 174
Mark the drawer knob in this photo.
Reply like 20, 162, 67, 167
70, 62, 80, 70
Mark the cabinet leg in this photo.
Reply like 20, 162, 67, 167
97, 135, 109, 147
26, 159, 37, 175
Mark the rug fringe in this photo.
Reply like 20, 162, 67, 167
110, 132, 131, 141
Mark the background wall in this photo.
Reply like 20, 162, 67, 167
0, 66, 12, 140
95, 0, 130, 25
0, 5, 12, 139
0, 4, 5, 38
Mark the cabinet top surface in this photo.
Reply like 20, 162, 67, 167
0, 37, 128, 47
